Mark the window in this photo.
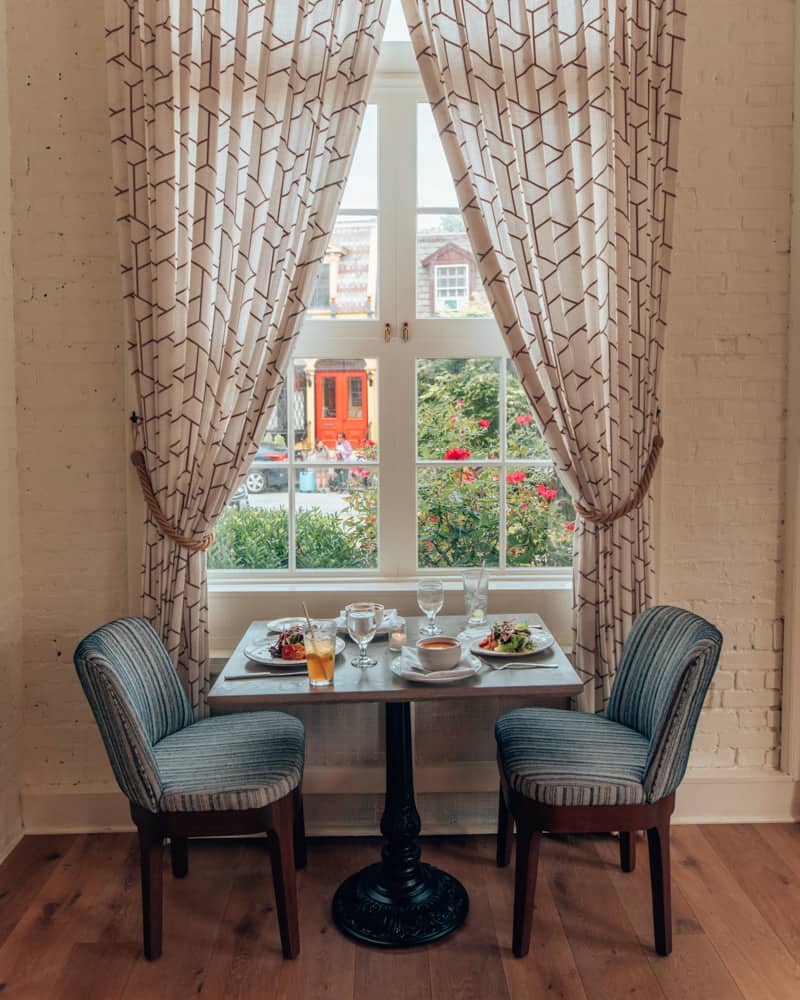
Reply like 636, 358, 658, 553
209, 77, 574, 580
434, 264, 468, 313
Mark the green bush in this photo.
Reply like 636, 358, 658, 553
208, 495, 378, 571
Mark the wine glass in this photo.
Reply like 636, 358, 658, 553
346, 602, 379, 668
417, 578, 444, 635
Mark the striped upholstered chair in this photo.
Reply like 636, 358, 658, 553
495, 606, 722, 958
74, 617, 306, 960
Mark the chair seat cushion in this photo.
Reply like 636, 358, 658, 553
152, 711, 304, 812
495, 707, 649, 807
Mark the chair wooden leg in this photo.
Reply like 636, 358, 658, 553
293, 786, 307, 871
267, 796, 300, 959
620, 831, 636, 873
136, 817, 164, 961
647, 818, 672, 956
512, 823, 541, 958
497, 785, 513, 867
170, 837, 188, 878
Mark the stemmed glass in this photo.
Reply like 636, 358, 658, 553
346, 602, 379, 668
417, 578, 444, 635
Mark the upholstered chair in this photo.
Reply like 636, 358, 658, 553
74, 617, 306, 960
495, 605, 722, 958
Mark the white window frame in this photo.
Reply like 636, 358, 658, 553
204, 46, 573, 644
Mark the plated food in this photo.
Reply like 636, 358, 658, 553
472, 620, 553, 657
268, 625, 306, 661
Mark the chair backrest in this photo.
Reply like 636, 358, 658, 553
606, 605, 722, 803
74, 617, 194, 812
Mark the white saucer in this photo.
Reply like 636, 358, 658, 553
392, 651, 483, 684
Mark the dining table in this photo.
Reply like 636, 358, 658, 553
207, 612, 583, 948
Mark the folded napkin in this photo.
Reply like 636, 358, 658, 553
395, 646, 477, 679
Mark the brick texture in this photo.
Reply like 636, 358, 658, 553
6, 0, 129, 803
660, 0, 791, 770
0, 0, 792, 830
0, 0, 22, 859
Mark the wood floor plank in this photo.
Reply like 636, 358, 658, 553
543, 834, 668, 1000
485, 836, 588, 1000
424, 838, 511, 1000
0, 835, 76, 949
119, 839, 240, 1000
701, 824, 800, 960
755, 823, 800, 880
198, 840, 284, 1000
670, 825, 800, 1000
593, 833, 745, 1000
274, 838, 363, 1000
0, 834, 133, 999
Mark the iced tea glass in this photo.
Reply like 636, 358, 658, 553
306, 620, 337, 687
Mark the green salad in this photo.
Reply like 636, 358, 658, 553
479, 620, 534, 653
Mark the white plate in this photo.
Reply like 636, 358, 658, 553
392, 653, 483, 684
470, 633, 554, 657
245, 636, 345, 666
266, 618, 307, 634
335, 609, 401, 636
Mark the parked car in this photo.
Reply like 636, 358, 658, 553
229, 482, 250, 509
244, 441, 290, 493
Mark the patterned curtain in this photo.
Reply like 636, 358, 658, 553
106, 0, 387, 713
403, 0, 685, 711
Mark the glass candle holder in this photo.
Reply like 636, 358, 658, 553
389, 617, 407, 651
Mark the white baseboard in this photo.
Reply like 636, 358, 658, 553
20, 766, 799, 837
0, 828, 23, 865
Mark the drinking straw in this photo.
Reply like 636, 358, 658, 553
301, 601, 313, 634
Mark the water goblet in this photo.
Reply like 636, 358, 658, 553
346, 602, 379, 668
417, 578, 444, 635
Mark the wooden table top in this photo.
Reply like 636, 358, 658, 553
208, 613, 583, 710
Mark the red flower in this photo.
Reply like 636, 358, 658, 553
455, 399, 463, 407
516, 413, 533, 426
364, 439, 376, 447
520, 503, 528, 511
537, 484, 557, 501
507, 471, 526, 484
477, 418, 491, 428
463, 469, 476, 482
429, 516, 437, 524
444, 447, 471, 460
354, 468, 370, 478
565, 521, 576, 531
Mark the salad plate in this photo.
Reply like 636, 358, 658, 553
335, 608, 401, 635
266, 617, 307, 634
470, 620, 554, 658
245, 635, 345, 666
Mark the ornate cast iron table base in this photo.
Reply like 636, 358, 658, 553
332, 861, 468, 947
331, 701, 470, 947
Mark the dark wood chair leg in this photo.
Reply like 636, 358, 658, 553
512, 823, 541, 958
136, 817, 164, 961
647, 817, 672, 956
170, 836, 188, 878
267, 796, 300, 959
620, 831, 636, 873
293, 786, 307, 871
497, 785, 513, 867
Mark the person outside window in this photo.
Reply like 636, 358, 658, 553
308, 439, 331, 492
333, 431, 353, 490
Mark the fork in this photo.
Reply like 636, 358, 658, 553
490, 661, 553, 671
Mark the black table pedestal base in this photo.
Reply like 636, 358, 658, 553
332, 701, 469, 948
332, 861, 468, 947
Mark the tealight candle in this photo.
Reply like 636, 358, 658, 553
389, 617, 407, 651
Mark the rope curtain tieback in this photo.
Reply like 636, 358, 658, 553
130, 450, 216, 553
574, 434, 664, 527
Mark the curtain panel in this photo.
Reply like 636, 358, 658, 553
403, 0, 685, 711
106, 0, 387, 713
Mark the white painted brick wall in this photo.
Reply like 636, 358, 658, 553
6, 0, 129, 801
0, 0, 23, 858
1, 0, 793, 826
661, 0, 791, 771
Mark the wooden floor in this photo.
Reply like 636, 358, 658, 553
1, 826, 799, 999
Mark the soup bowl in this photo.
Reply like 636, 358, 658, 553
416, 635, 462, 671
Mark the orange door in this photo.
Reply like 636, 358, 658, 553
314, 371, 368, 450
